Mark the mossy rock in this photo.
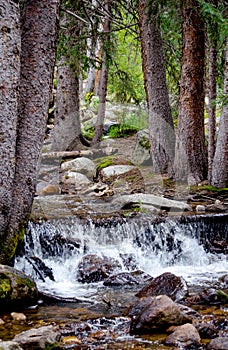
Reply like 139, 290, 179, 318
95, 156, 132, 171
0, 265, 38, 311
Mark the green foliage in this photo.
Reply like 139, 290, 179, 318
108, 111, 148, 138
198, 0, 228, 43
108, 29, 145, 104
82, 127, 95, 141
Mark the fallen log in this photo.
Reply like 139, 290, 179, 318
42, 147, 117, 160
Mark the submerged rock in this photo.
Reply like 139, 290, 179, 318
165, 323, 201, 348
76, 254, 122, 283
129, 295, 192, 334
136, 272, 188, 302
13, 325, 61, 350
0, 265, 38, 311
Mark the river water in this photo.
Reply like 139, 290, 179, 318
14, 214, 228, 301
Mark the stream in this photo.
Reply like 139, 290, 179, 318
1, 213, 227, 348
15, 214, 228, 299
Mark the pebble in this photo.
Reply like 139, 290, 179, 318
11, 312, 27, 321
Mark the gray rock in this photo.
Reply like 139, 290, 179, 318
61, 157, 96, 179
132, 129, 151, 165
196, 205, 206, 212
130, 295, 192, 334
0, 265, 37, 311
101, 165, 136, 179
0, 341, 23, 350
61, 171, 91, 187
207, 337, 228, 350
165, 323, 201, 348
112, 193, 191, 211
100, 165, 145, 195
13, 325, 61, 350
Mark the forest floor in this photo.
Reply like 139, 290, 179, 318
106, 134, 228, 213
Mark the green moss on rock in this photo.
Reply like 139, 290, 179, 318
0, 275, 11, 300
138, 136, 150, 150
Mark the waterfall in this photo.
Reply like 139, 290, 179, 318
14, 214, 228, 299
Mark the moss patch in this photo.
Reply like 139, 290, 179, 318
138, 136, 150, 150
95, 156, 131, 170
16, 276, 35, 290
0, 275, 11, 300
190, 185, 228, 193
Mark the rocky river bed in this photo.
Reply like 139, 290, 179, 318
0, 213, 228, 349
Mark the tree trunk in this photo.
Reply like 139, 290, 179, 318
207, 0, 218, 184
0, 0, 60, 264
207, 39, 217, 184
212, 38, 228, 187
91, 0, 110, 146
0, 1, 20, 234
174, 0, 207, 185
51, 57, 81, 151
138, 0, 175, 177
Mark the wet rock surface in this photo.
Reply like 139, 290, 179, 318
129, 295, 192, 334
0, 265, 38, 312
136, 271, 188, 302
165, 323, 201, 348
76, 254, 122, 283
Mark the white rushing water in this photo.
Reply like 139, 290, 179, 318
14, 216, 228, 299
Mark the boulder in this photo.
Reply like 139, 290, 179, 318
207, 337, 228, 350
112, 193, 191, 211
13, 325, 61, 350
136, 272, 188, 302
0, 342, 23, 350
36, 181, 60, 196
76, 254, 122, 283
165, 323, 201, 348
61, 157, 96, 180
61, 171, 91, 187
129, 295, 192, 334
100, 165, 145, 195
132, 129, 151, 165
101, 165, 136, 179
0, 265, 38, 311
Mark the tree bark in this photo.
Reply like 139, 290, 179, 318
0, 0, 60, 264
0, 1, 20, 234
207, 0, 218, 184
212, 38, 228, 187
91, 0, 110, 146
174, 0, 207, 185
207, 39, 217, 184
51, 57, 82, 151
138, 0, 175, 177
